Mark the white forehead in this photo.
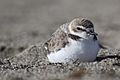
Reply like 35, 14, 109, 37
77, 26, 94, 30
77, 26, 86, 29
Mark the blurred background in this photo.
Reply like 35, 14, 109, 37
0, 0, 120, 58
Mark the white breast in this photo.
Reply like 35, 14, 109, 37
47, 39, 100, 63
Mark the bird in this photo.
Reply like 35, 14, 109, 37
44, 18, 102, 63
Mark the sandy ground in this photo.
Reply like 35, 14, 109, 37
0, 43, 120, 80
0, 0, 120, 80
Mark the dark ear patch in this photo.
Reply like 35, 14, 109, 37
76, 27, 81, 30
76, 27, 87, 32
68, 34, 82, 41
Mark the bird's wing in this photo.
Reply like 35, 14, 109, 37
44, 23, 69, 53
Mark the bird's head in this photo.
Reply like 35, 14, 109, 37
68, 18, 98, 40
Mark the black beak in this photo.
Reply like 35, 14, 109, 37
87, 31, 98, 36
81, 28, 98, 36
90, 32, 98, 35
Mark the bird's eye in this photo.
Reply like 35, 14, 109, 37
77, 27, 81, 30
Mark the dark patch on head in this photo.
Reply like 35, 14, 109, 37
80, 19, 94, 28
68, 34, 82, 41
72, 26, 87, 33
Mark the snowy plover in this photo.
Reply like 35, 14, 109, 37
44, 18, 102, 63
